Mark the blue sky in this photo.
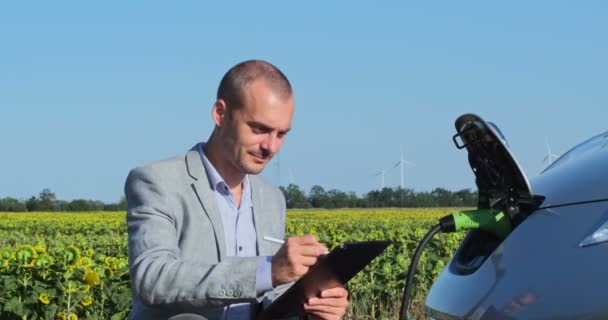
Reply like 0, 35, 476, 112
1, 2, 607, 203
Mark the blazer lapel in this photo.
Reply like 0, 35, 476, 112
186, 144, 226, 259
250, 176, 271, 255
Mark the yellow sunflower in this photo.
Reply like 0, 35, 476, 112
38, 292, 50, 305
102, 266, 114, 278
1, 248, 13, 260
34, 243, 47, 254
77, 257, 93, 268
85, 248, 94, 257
67, 312, 78, 320
56, 312, 66, 320
81, 295, 93, 307
64, 245, 81, 266
16, 245, 37, 264
35, 254, 54, 269
25, 258, 36, 268
83, 270, 100, 286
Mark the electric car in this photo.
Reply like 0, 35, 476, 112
424, 114, 608, 320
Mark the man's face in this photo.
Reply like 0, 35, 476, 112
215, 80, 294, 176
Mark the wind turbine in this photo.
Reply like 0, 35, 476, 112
373, 168, 387, 189
275, 153, 281, 186
390, 145, 414, 189
542, 137, 559, 166
288, 168, 295, 185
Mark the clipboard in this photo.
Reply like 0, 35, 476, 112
258, 240, 392, 319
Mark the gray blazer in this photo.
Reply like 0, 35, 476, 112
125, 143, 288, 320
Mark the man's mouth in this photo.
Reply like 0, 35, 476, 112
250, 152, 270, 163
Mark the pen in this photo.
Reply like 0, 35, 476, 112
264, 236, 330, 254
263, 236, 285, 245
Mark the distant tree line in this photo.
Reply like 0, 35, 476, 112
280, 184, 477, 209
0, 188, 127, 212
0, 185, 477, 212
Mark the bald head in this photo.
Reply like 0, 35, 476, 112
217, 60, 293, 110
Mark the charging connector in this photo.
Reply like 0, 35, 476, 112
439, 209, 512, 239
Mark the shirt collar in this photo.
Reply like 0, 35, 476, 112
198, 143, 252, 202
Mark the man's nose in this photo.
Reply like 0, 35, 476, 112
261, 134, 281, 154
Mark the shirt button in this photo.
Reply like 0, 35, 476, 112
238, 246, 243, 251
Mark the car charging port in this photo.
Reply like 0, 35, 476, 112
450, 229, 502, 275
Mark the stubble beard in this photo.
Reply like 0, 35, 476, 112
241, 150, 274, 175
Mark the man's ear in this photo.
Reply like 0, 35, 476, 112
212, 99, 228, 127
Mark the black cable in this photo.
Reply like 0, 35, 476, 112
399, 224, 442, 320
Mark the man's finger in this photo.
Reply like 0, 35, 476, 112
320, 287, 348, 298
288, 235, 329, 253
306, 297, 349, 308
304, 305, 345, 320
288, 235, 319, 245
296, 256, 318, 267
291, 245, 326, 258
304, 305, 344, 317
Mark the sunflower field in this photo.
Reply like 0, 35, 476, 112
0, 209, 465, 320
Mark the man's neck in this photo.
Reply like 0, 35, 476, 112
203, 139, 245, 191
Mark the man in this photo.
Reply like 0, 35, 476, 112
125, 60, 349, 320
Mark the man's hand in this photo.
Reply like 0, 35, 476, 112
271, 235, 327, 286
304, 287, 349, 320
